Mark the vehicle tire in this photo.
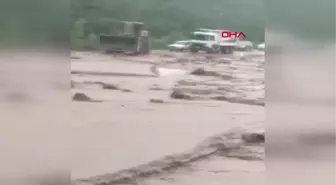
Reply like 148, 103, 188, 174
208, 45, 219, 54
142, 41, 150, 55
190, 48, 198, 53
205, 45, 215, 54
206, 47, 215, 54
214, 45, 220, 53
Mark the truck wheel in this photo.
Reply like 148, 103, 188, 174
220, 47, 227, 54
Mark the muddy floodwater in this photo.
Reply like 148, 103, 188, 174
71, 50, 265, 185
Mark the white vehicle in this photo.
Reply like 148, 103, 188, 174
257, 43, 265, 50
199, 28, 237, 42
189, 28, 238, 54
235, 41, 254, 51
233, 41, 254, 59
168, 40, 191, 52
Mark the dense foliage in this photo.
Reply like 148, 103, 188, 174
71, 0, 265, 50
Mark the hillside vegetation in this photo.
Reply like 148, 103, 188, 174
71, 0, 265, 50
0, 0, 333, 49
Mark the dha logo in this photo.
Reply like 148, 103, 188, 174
221, 31, 246, 38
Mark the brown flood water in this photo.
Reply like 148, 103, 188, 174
70, 51, 265, 184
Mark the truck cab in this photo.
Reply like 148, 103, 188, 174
189, 31, 220, 53
189, 28, 241, 54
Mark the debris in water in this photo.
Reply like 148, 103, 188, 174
71, 55, 81, 59
149, 99, 165, 104
100, 83, 119, 90
149, 84, 165, 91
73, 81, 122, 90
5, 92, 31, 102
190, 68, 220, 77
122, 88, 132, 92
211, 95, 229, 101
72, 92, 101, 102
71, 80, 76, 88
170, 89, 193, 100
242, 132, 265, 143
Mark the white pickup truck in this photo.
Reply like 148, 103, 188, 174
189, 28, 238, 54
167, 40, 191, 52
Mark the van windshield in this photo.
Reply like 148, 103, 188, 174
176, 41, 188, 45
193, 34, 207, 41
